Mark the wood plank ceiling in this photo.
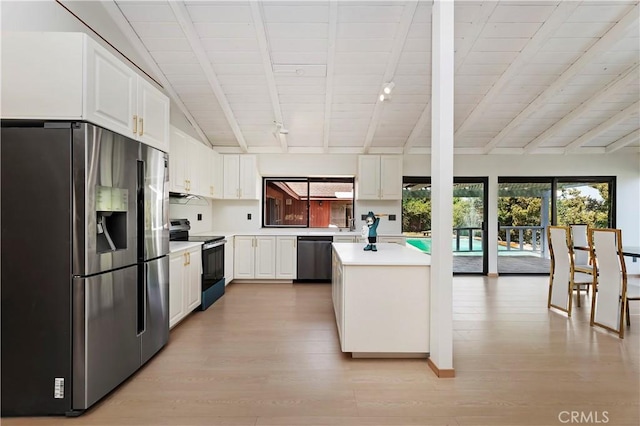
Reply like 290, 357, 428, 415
112, 1, 640, 155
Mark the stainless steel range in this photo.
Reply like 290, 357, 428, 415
170, 219, 226, 310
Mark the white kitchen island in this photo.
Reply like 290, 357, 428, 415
331, 242, 431, 358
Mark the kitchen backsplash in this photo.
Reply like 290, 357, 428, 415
169, 203, 213, 234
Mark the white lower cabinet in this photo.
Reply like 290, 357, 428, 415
169, 246, 202, 329
234, 235, 296, 280
276, 236, 297, 279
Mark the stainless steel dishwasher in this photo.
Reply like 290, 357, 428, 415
296, 235, 333, 281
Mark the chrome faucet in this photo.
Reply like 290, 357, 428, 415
348, 217, 356, 231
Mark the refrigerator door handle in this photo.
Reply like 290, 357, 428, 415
137, 263, 147, 336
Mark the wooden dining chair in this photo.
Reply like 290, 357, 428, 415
625, 283, 639, 327
547, 226, 594, 316
588, 228, 627, 338
570, 224, 593, 275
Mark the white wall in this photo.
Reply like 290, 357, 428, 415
169, 203, 213, 235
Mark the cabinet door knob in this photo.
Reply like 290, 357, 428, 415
133, 115, 138, 134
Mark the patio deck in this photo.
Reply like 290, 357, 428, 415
454, 255, 550, 274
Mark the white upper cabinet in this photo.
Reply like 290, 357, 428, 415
136, 77, 170, 151
169, 126, 222, 198
356, 155, 402, 200
2, 32, 169, 152
210, 150, 224, 199
223, 155, 259, 200
169, 127, 189, 193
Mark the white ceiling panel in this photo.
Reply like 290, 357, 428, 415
479, 23, 542, 39
539, 37, 596, 53
336, 38, 395, 52
114, 1, 637, 154
270, 38, 328, 52
117, 3, 175, 22
338, 5, 404, 23
139, 37, 192, 52
132, 22, 185, 38
267, 23, 328, 39
207, 51, 262, 64
263, 5, 329, 23
568, 5, 634, 23
194, 23, 256, 38
398, 51, 429, 65
160, 63, 204, 75
488, 4, 556, 23
465, 51, 520, 65
186, 5, 252, 23
334, 63, 387, 75
472, 37, 529, 52
151, 51, 198, 64
200, 38, 259, 51
211, 64, 265, 75
338, 23, 398, 39
403, 38, 430, 52
407, 23, 430, 39
552, 22, 612, 38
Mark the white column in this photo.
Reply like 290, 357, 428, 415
429, 0, 454, 374
488, 174, 499, 275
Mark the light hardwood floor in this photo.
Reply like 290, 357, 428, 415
3, 276, 639, 426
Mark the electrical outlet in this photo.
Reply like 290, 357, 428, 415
247, 213, 252, 220
389, 214, 396, 221
361, 214, 367, 220
197, 213, 202, 221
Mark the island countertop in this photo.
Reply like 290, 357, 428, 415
332, 242, 431, 266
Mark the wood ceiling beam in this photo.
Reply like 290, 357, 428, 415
362, 1, 418, 154
482, 4, 639, 154
456, 1, 580, 138
104, 1, 212, 147
323, 1, 338, 154
250, 2, 287, 152
605, 129, 640, 153
564, 100, 639, 152
403, 102, 431, 153
169, 1, 248, 153
522, 64, 639, 153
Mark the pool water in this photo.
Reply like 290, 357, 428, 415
407, 237, 488, 254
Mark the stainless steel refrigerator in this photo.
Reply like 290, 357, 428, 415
1, 121, 170, 416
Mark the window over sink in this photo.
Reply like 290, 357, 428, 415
262, 177, 354, 228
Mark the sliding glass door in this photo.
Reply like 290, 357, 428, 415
498, 179, 552, 274
402, 177, 488, 275
498, 177, 615, 274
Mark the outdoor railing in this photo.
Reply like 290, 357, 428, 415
453, 227, 483, 252
413, 225, 547, 256
499, 225, 546, 255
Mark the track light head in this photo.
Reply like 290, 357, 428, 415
383, 82, 395, 94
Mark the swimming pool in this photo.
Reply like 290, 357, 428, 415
407, 237, 487, 254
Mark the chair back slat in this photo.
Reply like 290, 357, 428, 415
589, 228, 627, 338
548, 226, 572, 313
570, 224, 589, 267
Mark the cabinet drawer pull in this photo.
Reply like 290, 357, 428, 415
139, 117, 144, 136
133, 115, 138, 134
183, 253, 188, 266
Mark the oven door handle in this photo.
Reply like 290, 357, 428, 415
203, 240, 227, 250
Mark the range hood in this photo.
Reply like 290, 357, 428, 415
169, 192, 209, 206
